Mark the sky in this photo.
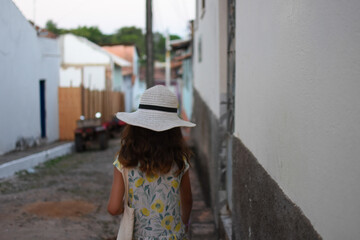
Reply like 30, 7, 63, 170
11, 0, 195, 38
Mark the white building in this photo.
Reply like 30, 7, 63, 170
59, 34, 130, 92
192, 0, 360, 239
0, 0, 60, 155
58, 34, 131, 140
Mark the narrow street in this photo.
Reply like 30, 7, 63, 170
0, 139, 215, 240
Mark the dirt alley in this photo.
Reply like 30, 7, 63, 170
0, 138, 215, 240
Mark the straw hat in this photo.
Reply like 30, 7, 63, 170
116, 85, 196, 132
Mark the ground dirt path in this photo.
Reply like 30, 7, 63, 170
0, 139, 121, 240
0, 138, 216, 240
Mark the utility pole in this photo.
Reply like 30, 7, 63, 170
165, 31, 171, 87
146, 0, 154, 88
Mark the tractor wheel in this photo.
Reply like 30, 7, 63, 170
99, 132, 108, 150
75, 134, 85, 152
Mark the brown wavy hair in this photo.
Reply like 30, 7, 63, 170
117, 125, 191, 176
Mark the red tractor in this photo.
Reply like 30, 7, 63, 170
74, 117, 108, 152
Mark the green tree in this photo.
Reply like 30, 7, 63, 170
170, 34, 181, 41
70, 26, 104, 45
45, 20, 61, 35
112, 26, 145, 58
153, 32, 166, 62
44, 21, 182, 63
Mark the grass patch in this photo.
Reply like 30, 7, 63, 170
0, 154, 85, 194
0, 181, 15, 194
42, 157, 63, 168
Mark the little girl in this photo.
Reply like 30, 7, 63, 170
108, 85, 195, 239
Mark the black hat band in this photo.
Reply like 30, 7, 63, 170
139, 104, 177, 113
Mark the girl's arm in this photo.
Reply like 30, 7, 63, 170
107, 167, 125, 215
180, 171, 193, 229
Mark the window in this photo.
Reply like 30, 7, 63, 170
201, 0, 206, 18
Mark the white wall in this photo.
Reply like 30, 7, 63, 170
235, 1, 360, 239
0, 0, 60, 154
60, 66, 106, 91
59, 67, 82, 87
60, 34, 110, 65
83, 66, 106, 91
193, 0, 221, 118
38, 37, 60, 142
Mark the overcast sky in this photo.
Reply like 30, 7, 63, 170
12, 0, 195, 38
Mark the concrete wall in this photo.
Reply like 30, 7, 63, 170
0, 0, 60, 154
193, 0, 221, 118
234, 1, 360, 239
38, 37, 60, 143
191, 89, 221, 213
191, 0, 229, 229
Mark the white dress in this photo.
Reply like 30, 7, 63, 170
113, 158, 189, 240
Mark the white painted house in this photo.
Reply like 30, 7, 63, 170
59, 34, 130, 91
58, 34, 131, 140
0, 0, 60, 155
192, 0, 360, 239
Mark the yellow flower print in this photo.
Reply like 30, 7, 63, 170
135, 178, 145, 187
174, 222, 181, 232
140, 208, 150, 216
169, 234, 177, 240
171, 180, 179, 189
151, 199, 164, 213
129, 188, 134, 199
146, 173, 159, 182
161, 215, 174, 230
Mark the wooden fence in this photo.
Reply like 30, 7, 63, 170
59, 87, 125, 140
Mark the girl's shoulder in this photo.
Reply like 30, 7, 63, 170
113, 155, 129, 174
113, 154, 190, 178
169, 158, 190, 179
113, 154, 126, 174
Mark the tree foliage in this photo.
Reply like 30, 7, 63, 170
45, 20, 182, 64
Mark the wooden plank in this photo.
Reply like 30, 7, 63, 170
59, 86, 126, 141
58, 87, 82, 140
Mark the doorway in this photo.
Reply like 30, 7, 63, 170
39, 80, 46, 138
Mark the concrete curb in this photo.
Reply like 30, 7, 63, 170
0, 142, 74, 179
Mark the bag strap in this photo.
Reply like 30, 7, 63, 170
122, 168, 129, 207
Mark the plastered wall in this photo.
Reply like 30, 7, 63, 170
193, 0, 221, 118
0, 0, 60, 154
235, 1, 360, 238
38, 37, 60, 143
60, 34, 110, 65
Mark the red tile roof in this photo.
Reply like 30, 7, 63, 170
102, 45, 135, 63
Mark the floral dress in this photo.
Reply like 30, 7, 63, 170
113, 158, 189, 240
